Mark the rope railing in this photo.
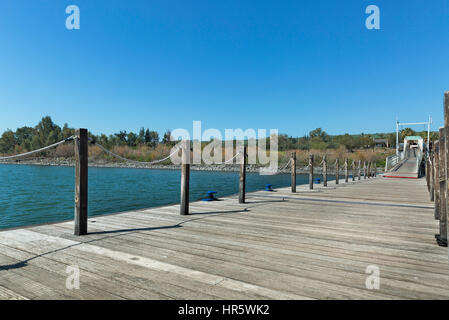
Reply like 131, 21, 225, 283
91, 141, 181, 166
213, 152, 241, 165
278, 158, 292, 171
0, 125, 380, 237
0, 136, 76, 161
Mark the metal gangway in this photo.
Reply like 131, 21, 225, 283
384, 136, 424, 178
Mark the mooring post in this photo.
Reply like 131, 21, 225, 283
74, 128, 88, 236
180, 139, 190, 215
358, 160, 361, 180
344, 159, 348, 183
367, 162, 371, 179
434, 141, 440, 220
438, 128, 447, 245
430, 146, 434, 201
440, 91, 449, 246
291, 152, 296, 193
364, 161, 367, 180
323, 155, 327, 187
352, 160, 356, 181
309, 154, 314, 190
239, 145, 247, 203
335, 158, 339, 185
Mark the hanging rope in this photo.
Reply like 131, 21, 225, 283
318, 156, 325, 166
0, 136, 76, 161
278, 158, 292, 171
92, 141, 180, 165
327, 159, 337, 170
213, 152, 241, 165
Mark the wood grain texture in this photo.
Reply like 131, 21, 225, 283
0, 176, 448, 300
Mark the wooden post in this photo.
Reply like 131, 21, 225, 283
309, 154, 314, 190
335, 159, 339, 185
323, 155, 327, 187
438, 128, 447, 245
367, 162, 371, 179
352, 160, 355, 181
239, 146, 247, 203
439, 128, 446, 232
344, 159, 348, 183
434, 141, 440, 220
180, 140, 190, 215
291, 152, 296, 193
364, 161, 367, 180
74, 128, 88, 236
430, 147, 434, 201
444, 92, 449, 245
358, 160, 361, 180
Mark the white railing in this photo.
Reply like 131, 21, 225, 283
385, 154, 399, 172
415, 148, 423, 175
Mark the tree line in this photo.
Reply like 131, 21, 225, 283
0, 116, 173, 154
0, 116, 438, 155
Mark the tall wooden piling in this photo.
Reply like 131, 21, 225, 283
344, 159, 348, 183
323, 155, 327, 187
74, 128, 88, 236
352, 160, 355, 181
335, 159, 339, 185
358, 160, 361, 180
180, 140, 190, 215
239, 146, 247, 203
430, 147, 434, 201
291, 152, 296, 193
309, 154, 314, 190
367, 162, 371, 179
434, 141, 440, 220
438, 128, 447, 245
440, 91, 449, 246
364, 161, 367, 180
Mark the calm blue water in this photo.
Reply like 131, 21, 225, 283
0, 164, 336, 230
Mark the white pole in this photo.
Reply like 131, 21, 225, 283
396, 120, 399, 156
427, 115, 431, 157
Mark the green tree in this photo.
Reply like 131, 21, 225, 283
32, 116, 61, 148
309, 128, 328, 142
0, 130, 16, 153
114, 131, 127, 145
144, 129, 151, 144
339, 134, 356, 151
162, 130, 172, 144
127, 132, 138, 147
148, 131, 159, 148
15, 126, 34, 150
138, 127, 145, 144
61, 123, 75, 139
400, 128, 416, 140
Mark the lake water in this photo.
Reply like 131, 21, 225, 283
0, 164, 336, 230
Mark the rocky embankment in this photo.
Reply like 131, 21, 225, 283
0, 157, 383, 174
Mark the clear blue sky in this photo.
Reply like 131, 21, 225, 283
1, 0, 448, 137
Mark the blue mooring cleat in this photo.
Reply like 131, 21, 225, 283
265, 184, 274, 191
202, 191, 218, 201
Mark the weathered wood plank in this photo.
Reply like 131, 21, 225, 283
1, 176, 448, 299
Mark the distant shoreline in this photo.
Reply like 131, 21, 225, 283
0, 157, 382, 174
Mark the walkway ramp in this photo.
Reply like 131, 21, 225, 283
0, 177, 447, 300
384, 149, 422, 179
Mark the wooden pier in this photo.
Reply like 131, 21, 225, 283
1, 176, 448, 300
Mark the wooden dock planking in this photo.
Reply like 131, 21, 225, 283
0, 176, 448, 299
